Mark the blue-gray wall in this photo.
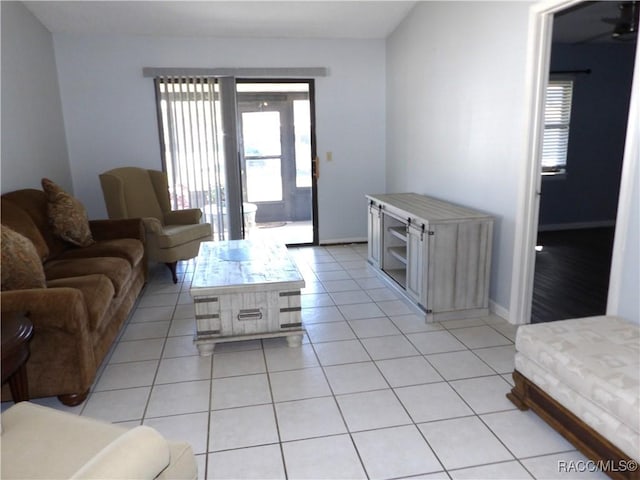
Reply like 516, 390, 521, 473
539, 43, 636, 228
1, 1, 72, 193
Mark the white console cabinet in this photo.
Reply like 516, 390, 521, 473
366, 193, 493, 322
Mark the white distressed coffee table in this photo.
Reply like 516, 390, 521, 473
190, 239, 305, 355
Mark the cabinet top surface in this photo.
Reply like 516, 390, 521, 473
191, 240, 305, 294
366, 193, 492, 222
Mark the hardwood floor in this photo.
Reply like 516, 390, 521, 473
531, 227, 615, 324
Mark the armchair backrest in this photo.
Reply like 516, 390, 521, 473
99, 167, 166, 222
147, 169, 172, 214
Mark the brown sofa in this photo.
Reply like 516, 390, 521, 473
1, 188, 147, 406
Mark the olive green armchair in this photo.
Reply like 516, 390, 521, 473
99, 167, 211, 283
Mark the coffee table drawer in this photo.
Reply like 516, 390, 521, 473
220, 290, 301, 336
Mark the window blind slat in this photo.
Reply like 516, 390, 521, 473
542, 80, 573, 172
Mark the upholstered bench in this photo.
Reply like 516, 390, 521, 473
507, 315, 639, 479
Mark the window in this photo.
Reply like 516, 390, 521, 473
542, 79, 574, 175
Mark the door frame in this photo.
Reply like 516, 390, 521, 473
509, 0, 640, 324
236, 78, 319, 245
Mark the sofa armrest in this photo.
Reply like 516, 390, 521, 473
1, 288, 90, 334
71, 426, 171, 480
164, 209, 202, 225
89, 219, 144, 242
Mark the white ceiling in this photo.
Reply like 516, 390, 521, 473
22, 0, 638, 44
23, 1, 417, 39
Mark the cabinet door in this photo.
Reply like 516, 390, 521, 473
367, 202, 382, 267
406, 222, 425, 304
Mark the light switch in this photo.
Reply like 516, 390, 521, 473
326, 152, 333, 162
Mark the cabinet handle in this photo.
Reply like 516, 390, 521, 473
237, 308, 263, 321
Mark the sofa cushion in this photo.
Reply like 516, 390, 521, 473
44, 257, 131, 297
47, 275, 114, 332
1, 225, 46, 291
56, 239, 145, 268
41, 178, 94, 248
1, 198, 49, 260
156, 223, 212, 249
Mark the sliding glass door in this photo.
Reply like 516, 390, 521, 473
155, 77, 317, 245
237, 81, 316, 244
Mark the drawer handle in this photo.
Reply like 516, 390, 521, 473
237, 309, 263, 321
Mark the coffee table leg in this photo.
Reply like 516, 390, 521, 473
197, 342, 216, 356
286, 334, 303, 348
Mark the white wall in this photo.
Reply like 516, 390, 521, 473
1, 1, 71, 193
52, 34, 386, 243
612, 165, 640, 324
386, 1, 534, 313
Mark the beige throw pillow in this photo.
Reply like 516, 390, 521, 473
1, 225, 47, 291
41, 178, 94, 247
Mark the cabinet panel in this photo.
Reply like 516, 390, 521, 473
453, 221, 492, 309
430, 223, 459, 312
406, 222, 425, 304
367, 202, 382, 267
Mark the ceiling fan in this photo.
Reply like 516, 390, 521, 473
602, 1, 639, 40
567, 1, 640, 44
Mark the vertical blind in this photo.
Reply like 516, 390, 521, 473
155, 77, 227, 240
542, 80, 574, 174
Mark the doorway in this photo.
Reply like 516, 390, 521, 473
509, 0, 640, 325
237, 81, 317, 245
531, 2, 637, 323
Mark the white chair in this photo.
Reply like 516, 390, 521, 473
1, 402, 198, 479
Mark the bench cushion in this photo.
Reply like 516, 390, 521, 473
515, 315, 640, 459
515, 352, 639, 460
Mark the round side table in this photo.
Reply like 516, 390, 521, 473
1, 313, 34, 402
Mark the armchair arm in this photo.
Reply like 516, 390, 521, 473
89, 219, 145, 242
164, 209, 202, 225
141, 217, 164, 235
1, 288, 90, 335
71, 426, 171, 480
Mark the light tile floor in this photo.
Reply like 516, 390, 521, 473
4, 244, 608, 479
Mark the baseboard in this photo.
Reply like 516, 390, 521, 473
537, 220, 615, 232
489, 300, 510, 323
319, 237, 368, 245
